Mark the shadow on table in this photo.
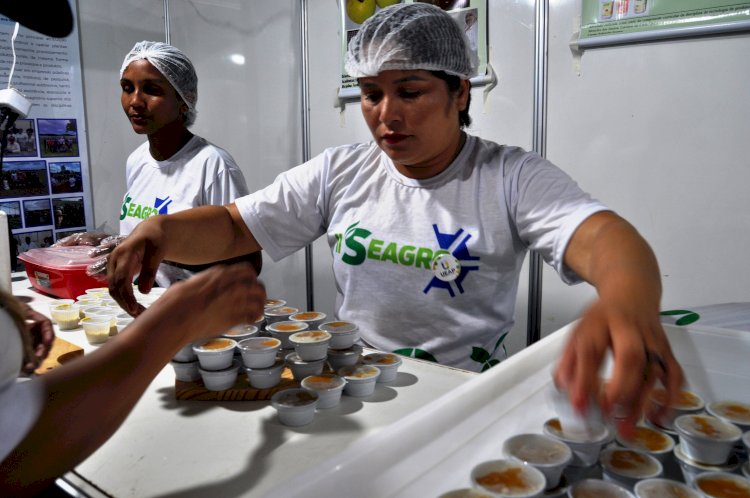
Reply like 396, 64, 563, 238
151, 412, 364, 497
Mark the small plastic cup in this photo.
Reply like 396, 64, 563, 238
87, 309, 118, 336
245, 358, 285, 389
48, 299, 74, 323
543, 418, 612, 467
50, 303, 81, 330
502, 433, 573, 491
301, 374, 346, 409
706, 400, 750, 432
285, 352, 326, 381
266, 320, 308, 349
238, 337, 281, 369
338, 364, 381, 397
199, 359, 239, 391
264, 298, 286, 310
80, 316, 111, 345
547, 383, 606, 440
567, 478, 634, 498
633, 478, 700, 498
616, 425, 675, 463
271, 388, 318, 427
170, 360, 201, 382
470, 459, 546, 498
290, 311, 327, 330
75, 294, 101, 305
77, 302, 103, 319
694, 471, 750, 498
264, 306, 299, 326
221, 324, 259, 343
673, 443, 739, 488
599, 448, 662, 491
361, 352, 403, 383
319, 320, 360, 350
674, 414, 742, 465
289, 330, 331, 361
192, 338, 237, 371
115, 313, 134, 333
326, 344, 362, 371
646, 388, 704, 430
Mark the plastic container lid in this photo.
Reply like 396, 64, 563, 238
18, 246, 99, 269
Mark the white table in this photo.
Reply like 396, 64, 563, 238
12, 275, 475, 497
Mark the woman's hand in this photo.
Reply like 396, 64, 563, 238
107, 220, 168, 316
554, 296, 684, 438
21, 306, 55, 374
142, 262, 266, 344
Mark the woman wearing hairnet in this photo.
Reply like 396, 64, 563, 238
57, 41, 259, 284
109, 4, 684, 434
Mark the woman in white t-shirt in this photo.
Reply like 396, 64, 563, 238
108, 4, 684, 435
57, 41, 260, 284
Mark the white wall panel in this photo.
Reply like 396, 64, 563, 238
541, 0, 750, 336
167, 0, 306, 309
78, 0, 165, 234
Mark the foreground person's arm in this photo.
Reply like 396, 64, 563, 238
555, 211, 685, 435
108, 204, 258, 314
0, 264, 265, 495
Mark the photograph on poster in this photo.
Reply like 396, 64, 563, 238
2, 119, 38, 157
52, 196, 85, 229
49, 161, 83, 194
449, 7, 478, 55
0, 160, 50, 198
16, 229, 53, 253
0, 201, 22, 229
22, 198, 53, 228
38, 118, 80, 158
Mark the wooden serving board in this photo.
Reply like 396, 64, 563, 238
35, 336, 84, 374
174, 367, 299, 401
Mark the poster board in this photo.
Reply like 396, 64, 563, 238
577, 0, 750, 48
0, 0, 92, 267
339, 0, 489, 100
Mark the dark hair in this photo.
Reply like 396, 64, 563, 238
430, 71, 471, 129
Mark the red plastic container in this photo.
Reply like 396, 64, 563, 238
18, 246, 107, 299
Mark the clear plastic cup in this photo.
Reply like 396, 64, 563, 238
81, 316, 111, 345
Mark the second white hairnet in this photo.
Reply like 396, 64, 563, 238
345, 3, 477, 80
120, 41, 198, 127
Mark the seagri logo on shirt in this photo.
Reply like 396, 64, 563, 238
120, 192, 173, 221
334, 221, 480, 297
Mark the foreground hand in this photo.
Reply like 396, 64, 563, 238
143, 263, 266, 343
553, 299, 684, 437
107, 222, 167, 316
22, 306, 55, 374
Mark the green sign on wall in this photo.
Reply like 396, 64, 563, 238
578, 0, 750, 47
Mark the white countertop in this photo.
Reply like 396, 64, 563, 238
12, 275, 476, 497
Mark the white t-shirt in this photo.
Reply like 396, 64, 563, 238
236, 135, 608, 371
0, 310, 44, 463
119, 135, 249, 286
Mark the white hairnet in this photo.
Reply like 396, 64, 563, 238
345, 3, 477, 80
120, 41, 198, 127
